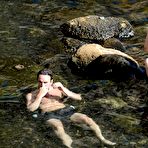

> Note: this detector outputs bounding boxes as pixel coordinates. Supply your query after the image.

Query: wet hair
[37,69,53,80]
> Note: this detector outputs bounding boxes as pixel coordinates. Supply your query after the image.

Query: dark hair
[37,69,53,80]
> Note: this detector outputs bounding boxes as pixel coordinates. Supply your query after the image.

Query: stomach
[40,101,66,112]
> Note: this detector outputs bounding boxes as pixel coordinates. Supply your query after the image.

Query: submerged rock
[95,96,127,109]
[68,44,146,80]
[111,113,141,133]
[14,64,25,70]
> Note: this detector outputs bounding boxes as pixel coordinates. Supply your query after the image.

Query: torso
[33,88,66,113]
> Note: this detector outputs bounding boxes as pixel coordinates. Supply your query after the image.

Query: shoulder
[26,90,37,99]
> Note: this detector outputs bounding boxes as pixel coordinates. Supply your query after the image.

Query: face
[38,74,53,89]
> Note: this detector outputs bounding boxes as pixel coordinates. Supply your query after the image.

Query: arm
[144,33,148,52]
[26,92,43,112]
[53,82,82,100]
[26,85,48,112]
[145,58,148,77]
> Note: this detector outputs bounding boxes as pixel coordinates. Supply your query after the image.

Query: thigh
[70,112,90,123]
[46,118,64,128]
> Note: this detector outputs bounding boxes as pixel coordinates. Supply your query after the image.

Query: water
[0,0,148,147]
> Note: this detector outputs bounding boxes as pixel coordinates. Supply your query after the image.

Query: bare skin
[144,33,148,52]
[26,74,116,147]
[144,33,148,77]
[145,58,148,77]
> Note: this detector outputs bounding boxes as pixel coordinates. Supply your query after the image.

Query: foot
[62,133,73,148]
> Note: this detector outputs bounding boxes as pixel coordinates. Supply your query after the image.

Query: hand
[38,84,48,98]
[52,82,64,91]
[75,93,82,100]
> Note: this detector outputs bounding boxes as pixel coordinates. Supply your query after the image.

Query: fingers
[38,84,48,97]
[53,82,63,88]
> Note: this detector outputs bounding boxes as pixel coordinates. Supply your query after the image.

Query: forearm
[27,96,42,112]
[53,82,82,100]
[62,87,82,100]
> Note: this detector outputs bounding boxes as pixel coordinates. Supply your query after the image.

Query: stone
[68,44,146,80]
[61,15,134,41]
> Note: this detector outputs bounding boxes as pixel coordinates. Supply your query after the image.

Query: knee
[71,113,94,124]
[82,115,94,125]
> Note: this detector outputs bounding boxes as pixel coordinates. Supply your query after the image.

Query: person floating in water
[26,69,116,148]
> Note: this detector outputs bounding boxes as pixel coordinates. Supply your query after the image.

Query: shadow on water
[0,0,148,147]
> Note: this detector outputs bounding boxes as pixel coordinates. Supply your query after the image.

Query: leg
[70,113,116,146]
[46,118,73,148]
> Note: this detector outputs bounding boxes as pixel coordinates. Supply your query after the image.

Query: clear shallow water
[0,0,148,147]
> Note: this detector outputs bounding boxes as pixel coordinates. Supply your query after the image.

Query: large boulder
[68,44,146,80]
[60,15,134,40]
[60,15,134,52]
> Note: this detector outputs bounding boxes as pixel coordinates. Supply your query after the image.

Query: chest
[41,88,63,102]
[48,88,62,97]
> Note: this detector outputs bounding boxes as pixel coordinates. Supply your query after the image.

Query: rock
[14,64,25,70]
[95,96,127,109]
[68,44,146,80]
[71,44,138,67]
[62,37,126,53]
[60,15,134,41]
[103,38,126,51]
[61,37,86,53]
[60,16,133,52]
[111,113,140,133]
